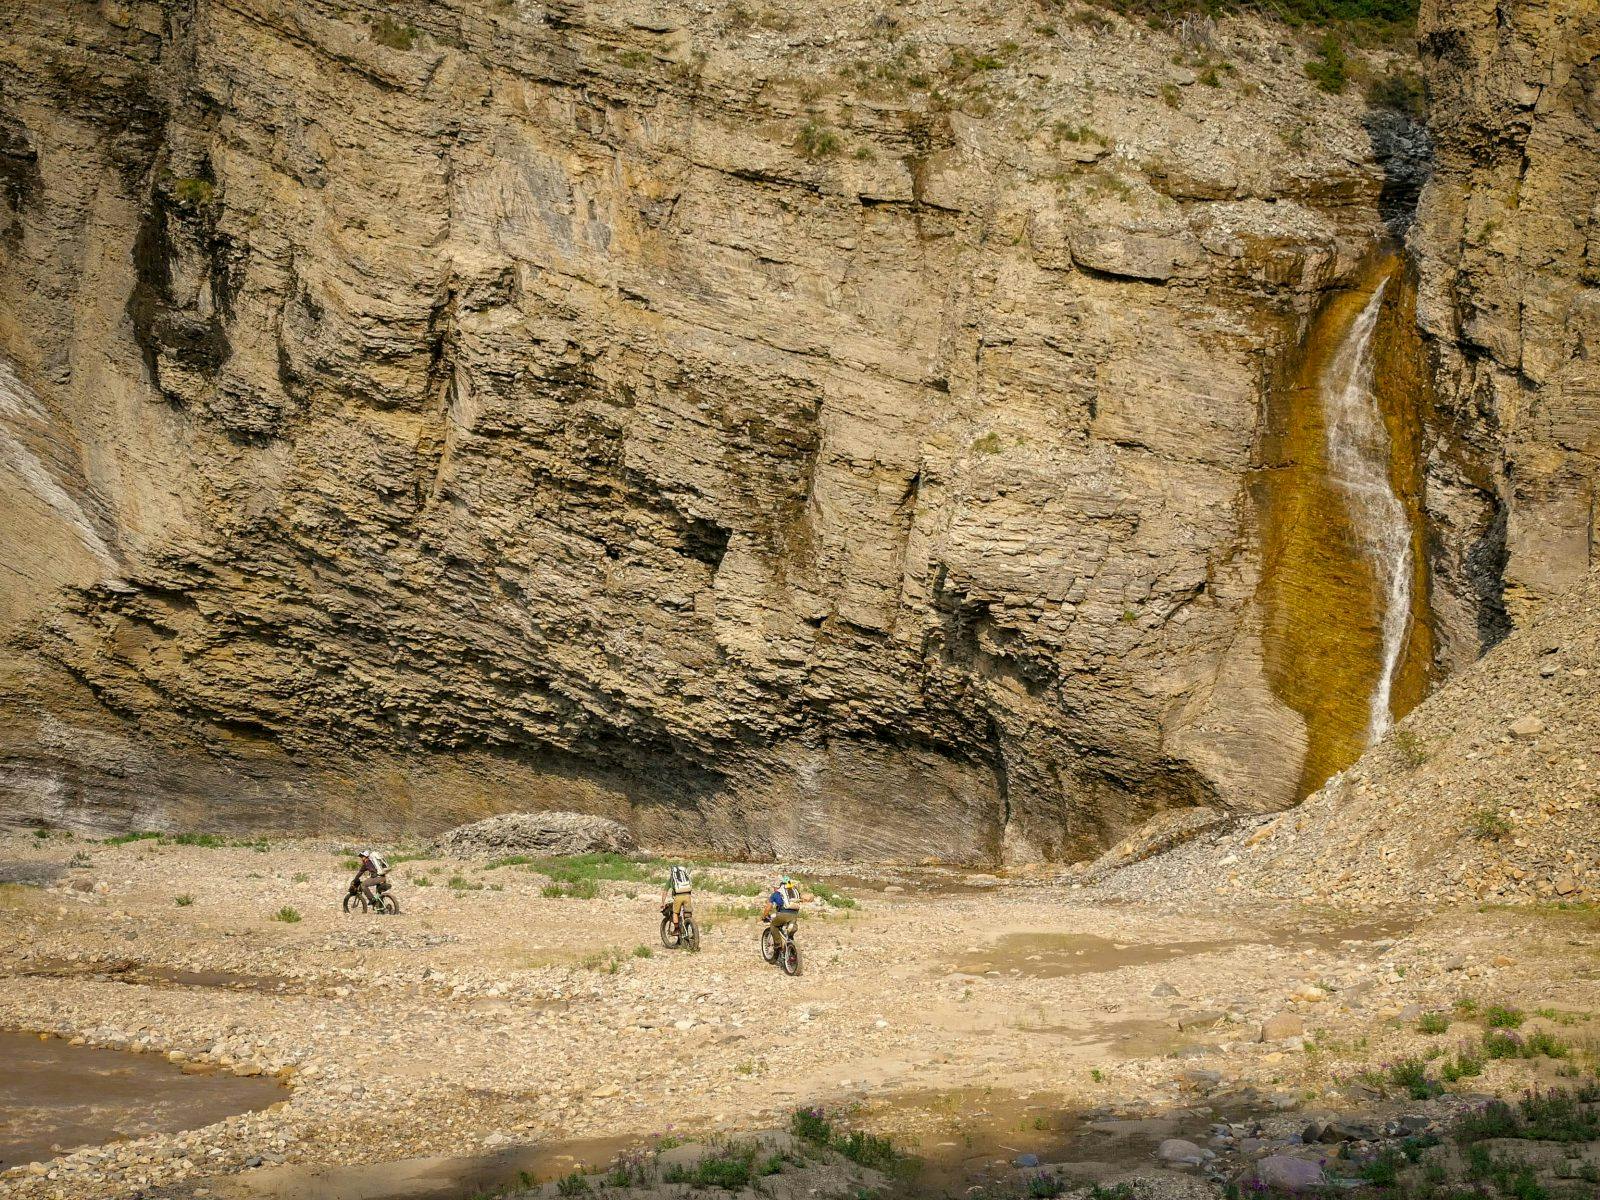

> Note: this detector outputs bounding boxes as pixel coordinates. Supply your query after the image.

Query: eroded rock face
[439,811,635,859]
[0,0,1446,859]
[1412,0,1600,640]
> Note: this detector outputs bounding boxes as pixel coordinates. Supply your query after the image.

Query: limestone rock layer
[0,0,1558,860]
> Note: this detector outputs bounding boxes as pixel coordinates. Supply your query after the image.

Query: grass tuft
[1417,1011,1449,1035]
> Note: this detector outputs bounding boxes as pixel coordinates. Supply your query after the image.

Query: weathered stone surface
[1260,1014,1306,1042]
[1250,1155,1326,1193]
[439,812,635,859]
[1413,0,1600,638]
[0,0,1572,862]
[1156,1137,1207,1167]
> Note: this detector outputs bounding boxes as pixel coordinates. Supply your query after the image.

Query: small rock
[1261,1014,1305,1042]
[1158,1138,1207,1167]
[1509,715,1545,739]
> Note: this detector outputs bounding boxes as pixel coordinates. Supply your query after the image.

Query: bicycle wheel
[682,915,699,952]
[380,893,400,915]
[760,926,777,963]
[342,891,366,914]
[661,916,680,949]
[782,940,801,976]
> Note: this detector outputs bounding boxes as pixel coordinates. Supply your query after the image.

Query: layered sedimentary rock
[1412,0,1600,643]
[0,0,1467,859]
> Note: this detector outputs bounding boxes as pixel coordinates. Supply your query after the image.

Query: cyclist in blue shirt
[763,875,801,947]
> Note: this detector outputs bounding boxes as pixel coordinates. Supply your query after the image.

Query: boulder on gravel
[1261,1013,1306,1042]
[439,811,636,859]
[1157,1138,1207,1166]
[1249,1155,1326,1192]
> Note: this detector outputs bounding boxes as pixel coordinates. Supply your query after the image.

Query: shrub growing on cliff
[1304,33,1350,93]
[1369,69,1426,117]
[1080,0,1417,37]
[369,16,419,50]
[796,120,842,159]
[170,177,216,210]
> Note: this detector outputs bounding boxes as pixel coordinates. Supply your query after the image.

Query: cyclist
[762,874,801,949]
[660,863,694,935]
[355,848,390,907]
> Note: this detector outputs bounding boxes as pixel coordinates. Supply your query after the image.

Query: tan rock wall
[0,0,1466,858]
[1413,0,1600,636]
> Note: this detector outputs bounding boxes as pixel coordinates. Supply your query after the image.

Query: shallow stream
[0,1031,285,1171]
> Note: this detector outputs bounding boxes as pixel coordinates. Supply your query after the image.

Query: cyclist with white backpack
[660,863,694,936]
[763,875,801,945]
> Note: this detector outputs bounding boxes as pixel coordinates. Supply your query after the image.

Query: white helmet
[360,849,375,859]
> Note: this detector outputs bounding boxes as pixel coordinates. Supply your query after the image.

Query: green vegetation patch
[1077,0,1417,36]
[1417,1011,1450,1035]
[369,15,418,50]
[796,120,842,159]
[662,1139,786,1188]
[807,880,857,909]
[105,831,269,851]
[1484,1005,1526,1030]
[1304,32,1350,93]
[790,1107,915,1175]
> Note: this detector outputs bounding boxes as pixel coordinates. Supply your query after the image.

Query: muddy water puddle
[858,1087,1266,1198]
[19,958,296,993]
[954,931,1253,979]
[1014,1017,1186,1059]
[232,1135,645,1200]
[0,1031,286,1169]
[1279,914,1415,951]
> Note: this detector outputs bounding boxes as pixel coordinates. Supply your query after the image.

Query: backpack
[669,865,692,894]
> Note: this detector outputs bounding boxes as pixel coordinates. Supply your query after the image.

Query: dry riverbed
[3,832,1600,1199]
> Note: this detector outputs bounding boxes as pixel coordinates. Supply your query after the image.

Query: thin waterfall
[1319,277,1411,745]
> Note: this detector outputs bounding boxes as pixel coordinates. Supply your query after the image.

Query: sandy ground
[3,832,1600,1199]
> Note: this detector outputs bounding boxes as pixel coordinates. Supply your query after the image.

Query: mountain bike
[760,918,801,976]
[660,902,699,951]
[343,875,399,915]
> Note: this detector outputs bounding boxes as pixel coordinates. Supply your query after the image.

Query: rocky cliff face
[1412,0,1600,642]
[0,0,1495,860]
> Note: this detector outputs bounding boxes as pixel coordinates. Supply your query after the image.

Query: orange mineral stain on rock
[1254,254,1435,797]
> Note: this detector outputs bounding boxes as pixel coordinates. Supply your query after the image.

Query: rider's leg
[672,894,689,931]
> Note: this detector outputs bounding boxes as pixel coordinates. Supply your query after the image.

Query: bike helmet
[779,875,793,885]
